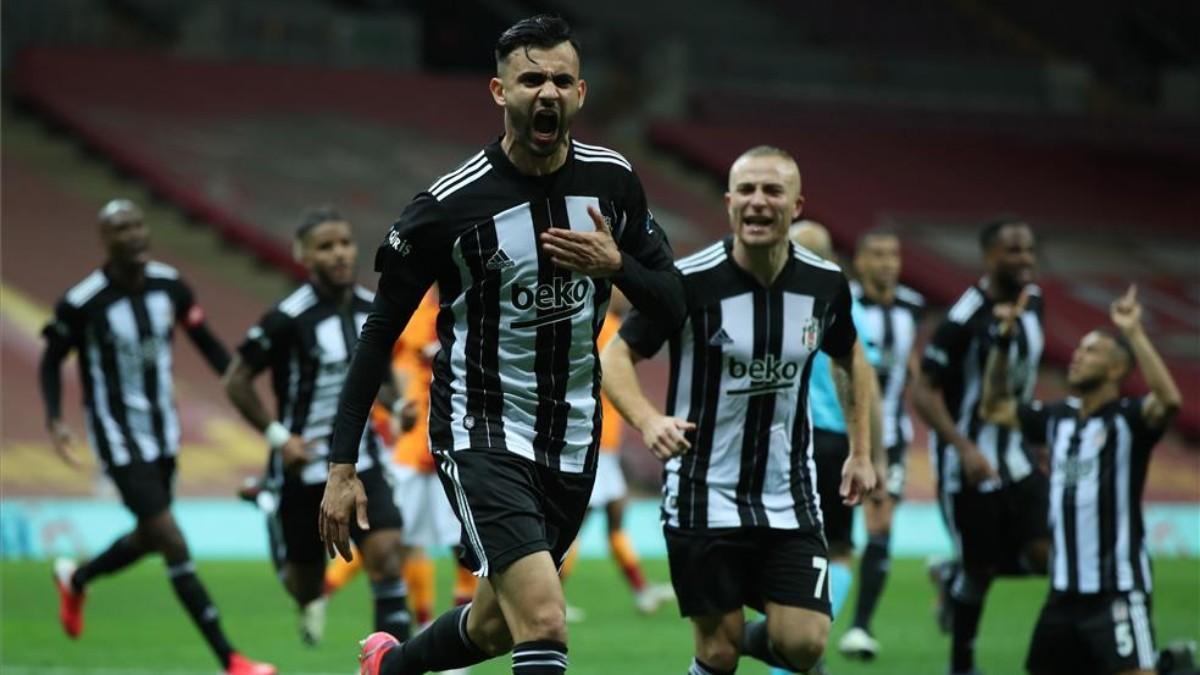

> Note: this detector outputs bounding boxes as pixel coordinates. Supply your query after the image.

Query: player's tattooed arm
[1111,285,1182,428]
[833,339,879,505]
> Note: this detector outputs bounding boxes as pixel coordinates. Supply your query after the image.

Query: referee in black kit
[318,15,685,675]
[979,285,1181,675]
[42,199,276,675]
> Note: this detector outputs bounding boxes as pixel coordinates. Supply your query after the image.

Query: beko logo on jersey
[1056,455,1097,486]
[510,278,591,329]
[726,354,800,396]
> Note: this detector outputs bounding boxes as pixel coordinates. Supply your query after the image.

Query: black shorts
[273,465,403,565]
[947,472,1050,572]
[884,443,908,501]
[813,429,852,550]
[108,457,176,520]
[664,526,831,618]
[1026,591,1158,674]
[434,448,593,578]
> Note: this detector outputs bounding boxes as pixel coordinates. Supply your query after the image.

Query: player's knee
[952,569,991,604]
[769,619,828,671]
[519,603,568,643]
[695,638,740,673]
[828,540,854,561]
[362,533,405,581]
[140,516,188,561]
[1022,539,1050,575]
[466,603,514,656]
[284,562,325,605]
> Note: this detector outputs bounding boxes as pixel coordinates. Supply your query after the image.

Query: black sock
[167,561,234,668]
[72,534,144,592]
[371,578,412,640]
[688,656,737,675]
[740,619,793,669]
[949,595,985,673]
[382,603,488,675]
[512,640,567,674]
[852,533,891,632]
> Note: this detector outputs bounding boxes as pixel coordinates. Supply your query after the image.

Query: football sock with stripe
[688,656,736,674]
[512,640,568,674]
[381,603,487,674]
[167,560,234,668]
[371,578,412,640]
[852,533,891,631]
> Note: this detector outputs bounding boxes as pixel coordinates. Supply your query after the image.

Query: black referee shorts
[664,526,831,619]
[813,428,853,552]
[434,448,594,578]
[1026,590,1158,674]
[274,465,403,565]
[107,457,176,520]
[947,471,1049,573]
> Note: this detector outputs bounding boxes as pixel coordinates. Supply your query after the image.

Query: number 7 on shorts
[812,556,828,598]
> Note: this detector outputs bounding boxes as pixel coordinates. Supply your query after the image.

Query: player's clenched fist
[641,414,696,460]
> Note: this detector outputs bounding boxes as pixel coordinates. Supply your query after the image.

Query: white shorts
[389,464,461,549]
[588,452,628,508]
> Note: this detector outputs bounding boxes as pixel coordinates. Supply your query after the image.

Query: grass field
[2,557,1197,674]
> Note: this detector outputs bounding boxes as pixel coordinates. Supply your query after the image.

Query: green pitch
[2,558,1197,674]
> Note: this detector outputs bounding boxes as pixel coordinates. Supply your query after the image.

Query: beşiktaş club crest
[801,317,822,351]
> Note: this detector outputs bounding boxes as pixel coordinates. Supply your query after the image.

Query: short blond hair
[728,146,802,192]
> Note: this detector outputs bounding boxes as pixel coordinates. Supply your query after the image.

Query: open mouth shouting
[741,213,776,235]
[531,107,561,147]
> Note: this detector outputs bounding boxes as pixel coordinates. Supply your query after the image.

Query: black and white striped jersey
[330,138,680,474]
[921,279,1044,493]
[237,283,383,483]
[1019,397,1164,593]
[851,282,925,449]
[620,238,858,531]
[42,262,226,469]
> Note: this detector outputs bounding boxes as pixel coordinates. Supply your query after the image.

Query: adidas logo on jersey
[510,277,591,329]
[486,249,516,271]
[708,328,734,347]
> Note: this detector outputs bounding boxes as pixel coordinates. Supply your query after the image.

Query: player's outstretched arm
[1111,285,1182,428]
[600,335,694,461]
[833,340,879,505]
[39,332,83,469]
